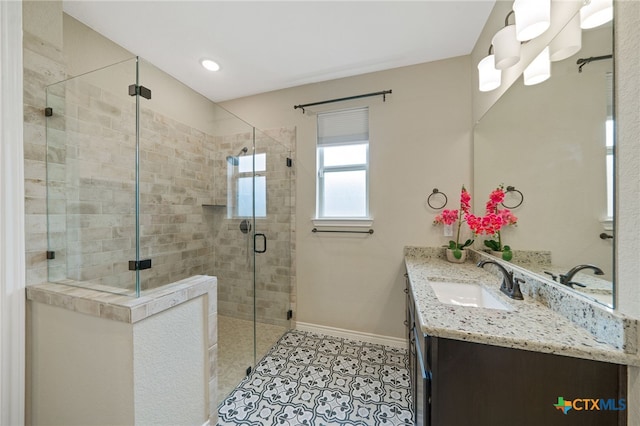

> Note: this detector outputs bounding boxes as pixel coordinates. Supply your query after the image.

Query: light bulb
[201,59,220,72]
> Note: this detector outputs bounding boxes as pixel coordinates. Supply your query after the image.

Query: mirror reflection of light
[580,0,613,30]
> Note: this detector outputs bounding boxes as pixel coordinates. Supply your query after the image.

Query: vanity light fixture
[550,13,582,62]
[513,0,551,41]
[478,45,502,92]
[580,0,613,29]
[201,59,220,72]
[492,11,521,70]
[524,46,551,86]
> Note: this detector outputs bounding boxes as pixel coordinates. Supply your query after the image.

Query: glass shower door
[251,129,293,365]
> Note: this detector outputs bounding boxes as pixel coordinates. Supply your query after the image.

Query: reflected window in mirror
[605,72,614,221]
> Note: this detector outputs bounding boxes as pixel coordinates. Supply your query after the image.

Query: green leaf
[461,239,474,249]
[484,240,500,251]
[502,250,513,261]
[448,241,457,250]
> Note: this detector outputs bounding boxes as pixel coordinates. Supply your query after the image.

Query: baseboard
[295,322,405,349]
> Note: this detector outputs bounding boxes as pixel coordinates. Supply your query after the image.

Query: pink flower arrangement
[433,209,458,226]
[465,185,518,259]
[433,186,473,258]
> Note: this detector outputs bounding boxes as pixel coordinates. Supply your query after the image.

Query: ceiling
[63,1,496,102]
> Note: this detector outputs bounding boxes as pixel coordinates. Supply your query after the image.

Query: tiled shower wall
[212,128,296,328]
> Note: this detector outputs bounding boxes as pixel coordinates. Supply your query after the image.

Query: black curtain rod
[294,90,392,113]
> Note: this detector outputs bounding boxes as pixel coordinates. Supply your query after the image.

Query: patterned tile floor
[218,330,413,426]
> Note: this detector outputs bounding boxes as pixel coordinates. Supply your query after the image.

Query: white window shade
[318,107,369,147]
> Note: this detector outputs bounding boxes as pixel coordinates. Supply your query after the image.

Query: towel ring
[427,188,447,210]
[501,186,524,209]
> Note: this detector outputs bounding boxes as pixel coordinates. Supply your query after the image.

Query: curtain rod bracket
[577,54,613,73]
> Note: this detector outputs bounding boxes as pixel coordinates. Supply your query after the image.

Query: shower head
[226,147,249,166]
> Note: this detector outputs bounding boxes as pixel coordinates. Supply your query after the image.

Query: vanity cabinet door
[430,338,626,426]
[414,330,431,426]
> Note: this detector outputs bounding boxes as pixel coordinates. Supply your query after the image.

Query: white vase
[446,249,467,263]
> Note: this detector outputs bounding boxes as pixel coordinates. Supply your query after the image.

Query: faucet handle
[512,277,525,300]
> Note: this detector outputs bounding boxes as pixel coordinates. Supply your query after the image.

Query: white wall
[28,302,135,425]
[0,1,25,424]
[614,1,640,424]
[133,297,207,425]
[222,56,473,339]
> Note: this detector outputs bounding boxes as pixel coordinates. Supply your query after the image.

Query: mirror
[473,17,614,307]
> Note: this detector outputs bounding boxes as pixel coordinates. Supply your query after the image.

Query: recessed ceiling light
[201,59,220,72]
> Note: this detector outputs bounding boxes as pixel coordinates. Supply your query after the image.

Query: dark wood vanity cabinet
[405,276,628,426]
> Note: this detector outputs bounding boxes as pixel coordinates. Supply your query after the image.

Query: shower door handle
[254,233,267,253]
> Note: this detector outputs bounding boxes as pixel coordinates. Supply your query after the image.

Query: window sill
[312,218,374,228]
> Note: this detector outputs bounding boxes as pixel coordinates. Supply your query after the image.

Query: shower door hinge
[128,259,152,271]
[46,251,55,260]
[128,84,152,100]
[286,157,293,167]
[44,107,53,117]
[287,309,293,320]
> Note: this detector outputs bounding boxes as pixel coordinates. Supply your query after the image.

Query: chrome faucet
[559,264,604,288]
[477,260,524,300]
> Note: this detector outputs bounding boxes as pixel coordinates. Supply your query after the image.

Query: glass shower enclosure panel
[45,58,139,295]
[252,128,292,362]
[133,58,224,292]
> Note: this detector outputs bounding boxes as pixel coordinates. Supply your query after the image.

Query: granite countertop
[405,251,640,366]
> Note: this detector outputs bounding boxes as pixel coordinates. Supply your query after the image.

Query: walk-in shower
[44,56,294,407]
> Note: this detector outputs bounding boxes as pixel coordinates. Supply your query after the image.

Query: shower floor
[217,315,288,406]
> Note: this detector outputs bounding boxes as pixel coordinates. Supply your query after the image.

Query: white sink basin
[429,281,512,311]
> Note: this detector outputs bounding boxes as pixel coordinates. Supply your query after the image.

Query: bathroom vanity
[405,247,637,426]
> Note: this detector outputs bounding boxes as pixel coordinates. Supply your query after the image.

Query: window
[605,72,613,221]
[316,107,369,219]
[228,152,266,218]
